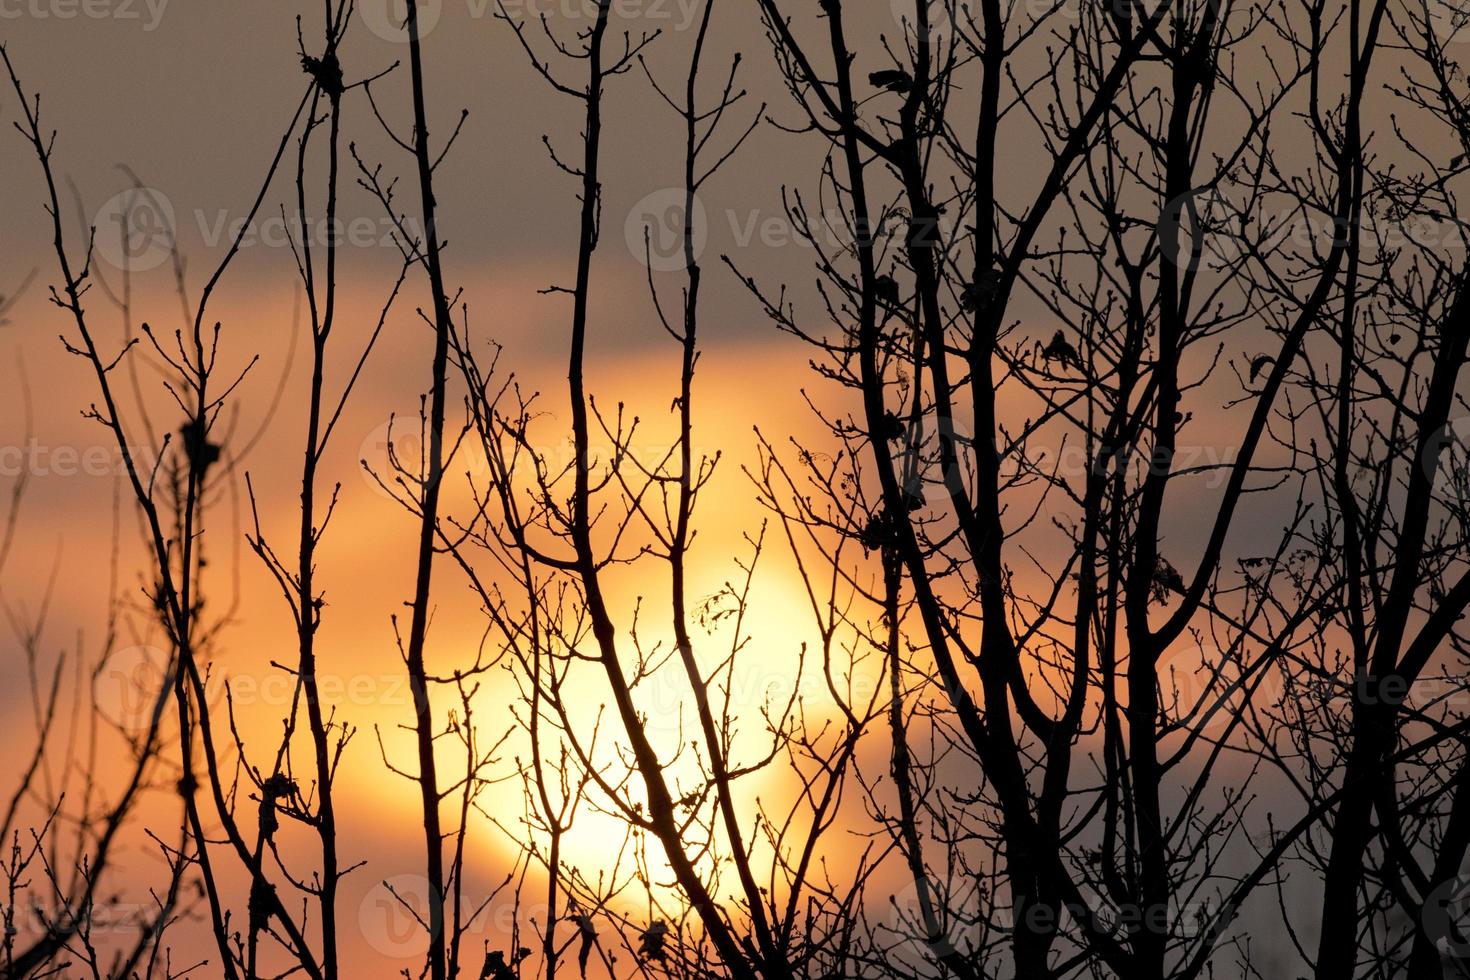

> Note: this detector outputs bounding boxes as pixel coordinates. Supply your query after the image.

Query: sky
[0,0,1361,974]
[0,2,883,973]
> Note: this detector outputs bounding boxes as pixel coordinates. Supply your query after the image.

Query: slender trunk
[296,85,343,980]
[401,2,454,975]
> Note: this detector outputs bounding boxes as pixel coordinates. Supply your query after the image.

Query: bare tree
[731,0,1440,976]
[4,0,1470,977]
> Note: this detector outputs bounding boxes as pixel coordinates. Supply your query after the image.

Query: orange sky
[0,2,1335,974]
